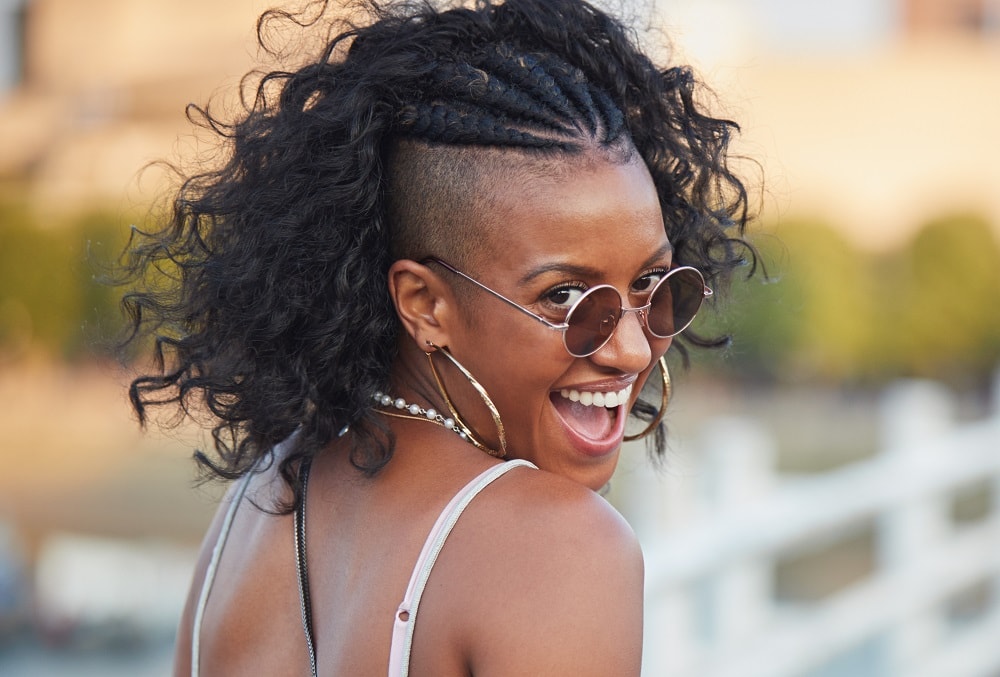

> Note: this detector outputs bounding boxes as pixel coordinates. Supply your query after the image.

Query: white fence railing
[620,376,1000,677]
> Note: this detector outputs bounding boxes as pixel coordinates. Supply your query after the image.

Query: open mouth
[550,384,633,446]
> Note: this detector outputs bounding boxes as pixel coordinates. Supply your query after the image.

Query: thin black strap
[294,456,318,677]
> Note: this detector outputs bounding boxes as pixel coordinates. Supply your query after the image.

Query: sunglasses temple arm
[425,258,567,332]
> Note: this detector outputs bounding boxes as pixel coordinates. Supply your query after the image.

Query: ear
[387,259,457,349]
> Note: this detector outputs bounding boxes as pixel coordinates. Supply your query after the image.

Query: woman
[121,0,753,674]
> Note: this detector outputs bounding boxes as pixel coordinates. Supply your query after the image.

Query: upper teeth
[558,384,633,409]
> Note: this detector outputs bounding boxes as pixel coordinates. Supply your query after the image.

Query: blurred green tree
[880,213,1000,387]
[691,232,800,379]
[0,203,127,360]
[777,222,876,381]
[696,221,876,382]
[697,215,1000,387]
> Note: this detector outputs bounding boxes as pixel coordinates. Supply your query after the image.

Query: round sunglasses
[423,257,712,358]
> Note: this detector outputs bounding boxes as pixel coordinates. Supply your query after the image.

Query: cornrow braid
[591,89,627,142]
[427,60,572,136]
[526,54,604,137]
[478,47,581,126]
[387,36,628,151]
[396,101,569,148]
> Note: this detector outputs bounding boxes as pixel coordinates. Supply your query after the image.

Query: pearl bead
[373,394,486,454]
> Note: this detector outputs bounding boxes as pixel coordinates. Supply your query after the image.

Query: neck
[387,338,447,411]
[381,337,505,458]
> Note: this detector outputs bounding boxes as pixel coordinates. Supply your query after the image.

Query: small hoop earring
[623,356,671,442]
[425,341,507,458]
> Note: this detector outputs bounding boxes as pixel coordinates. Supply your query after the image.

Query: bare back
[174,424,644,676]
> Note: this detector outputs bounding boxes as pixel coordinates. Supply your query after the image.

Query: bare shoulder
[428,464,644,676]
[494,464,642,559]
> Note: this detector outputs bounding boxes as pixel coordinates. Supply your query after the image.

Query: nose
[590,306,654,373]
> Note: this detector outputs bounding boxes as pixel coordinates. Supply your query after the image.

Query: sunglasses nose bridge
[604,303,652,349]
[620,303,652,330]
[585,301,654,366]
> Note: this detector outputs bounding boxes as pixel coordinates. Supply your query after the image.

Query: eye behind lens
[564,286,622,357]
[648,268,705,338]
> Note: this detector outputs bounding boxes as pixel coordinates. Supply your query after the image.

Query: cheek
[482,334,570,414]
[487,340,568,400]
[454,312,567,397]
[634,338,672,397]
[652,337,672,365]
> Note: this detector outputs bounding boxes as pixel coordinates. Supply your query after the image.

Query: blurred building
[903,0,998,34]
[1,0,998,249]
[0,0,261,211]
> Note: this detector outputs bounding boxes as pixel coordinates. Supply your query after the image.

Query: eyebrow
[518,241,674,286]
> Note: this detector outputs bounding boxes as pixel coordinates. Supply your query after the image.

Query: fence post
[625,438,704,676]
[992,368,1000,648]
[699,416,776,653]
[643,580,701,676]
[878,380,954,677]
[616,440,702,540]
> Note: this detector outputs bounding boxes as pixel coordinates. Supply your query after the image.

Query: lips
[550,383,633,456]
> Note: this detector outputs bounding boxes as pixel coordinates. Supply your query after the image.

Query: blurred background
[0,0,997,675]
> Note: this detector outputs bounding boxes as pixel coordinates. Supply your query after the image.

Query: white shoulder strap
[388,459,537,676]
[191,470,254,677]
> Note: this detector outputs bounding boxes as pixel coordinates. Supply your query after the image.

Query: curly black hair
[119,0,755,506]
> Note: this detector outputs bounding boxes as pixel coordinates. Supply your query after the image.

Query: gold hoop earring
[425,341,507,458]
[623,356,671,442]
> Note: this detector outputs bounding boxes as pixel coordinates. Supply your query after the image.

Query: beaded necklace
[372,391,504,458]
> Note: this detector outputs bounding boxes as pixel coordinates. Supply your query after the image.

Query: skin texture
[173,156,662,675]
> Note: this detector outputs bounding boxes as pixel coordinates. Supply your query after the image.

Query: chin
[555,447,622,493]
[583,466,618,493]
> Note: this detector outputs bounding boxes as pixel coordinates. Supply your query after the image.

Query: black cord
[293,456,318,677]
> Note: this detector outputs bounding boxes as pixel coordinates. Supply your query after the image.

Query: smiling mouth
[550,384,633,441]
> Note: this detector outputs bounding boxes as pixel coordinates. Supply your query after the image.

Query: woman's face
[442,157,673,490]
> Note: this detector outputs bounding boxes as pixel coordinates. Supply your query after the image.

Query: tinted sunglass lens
[564,286,622,357]
[647,268,705,338]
